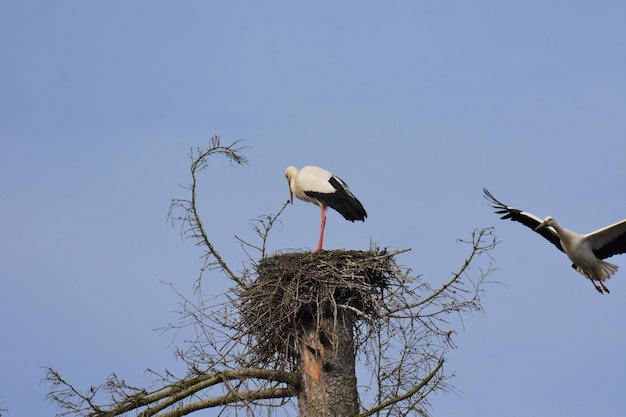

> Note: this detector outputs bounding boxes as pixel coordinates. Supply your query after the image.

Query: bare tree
[44,136,498,417]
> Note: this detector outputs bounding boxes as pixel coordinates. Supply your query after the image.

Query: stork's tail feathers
[576,260,619,282]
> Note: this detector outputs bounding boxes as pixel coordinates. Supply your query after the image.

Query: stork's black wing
[587,220,626,260]
[483,188,564,253]
[306,175,367,222]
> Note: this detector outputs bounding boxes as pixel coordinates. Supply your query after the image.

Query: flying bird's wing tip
[482,188,521,221]
[482,188,499,206]
[482,187,500,204]
[482,188,508,212]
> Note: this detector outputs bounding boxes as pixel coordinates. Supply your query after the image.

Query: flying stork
[285,166,367,251]
[483,188,626,294]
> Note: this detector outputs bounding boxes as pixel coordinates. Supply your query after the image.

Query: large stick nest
[238,248,401,366]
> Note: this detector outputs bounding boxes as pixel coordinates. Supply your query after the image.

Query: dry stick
[355,358,445,417]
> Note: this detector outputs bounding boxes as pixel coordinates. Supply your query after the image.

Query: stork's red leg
[601,281,610,294]
[316,204,326,251]
[592,280,604,294]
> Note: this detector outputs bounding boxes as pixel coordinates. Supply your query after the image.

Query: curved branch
[153,386,296,417]
[167,135,248,286]
[45,367,298,417]
[135,368,297,417]
[356,358,445,417]
[386,227,496,317]
[235,199,290,261]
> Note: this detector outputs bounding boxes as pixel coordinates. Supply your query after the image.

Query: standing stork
[285,166,367,251]
[483,188,626,293]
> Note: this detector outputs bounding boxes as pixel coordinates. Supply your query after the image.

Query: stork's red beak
[535,220,548,231]
[286,177,294,204]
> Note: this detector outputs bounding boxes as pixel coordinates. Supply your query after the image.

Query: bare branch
[354,227,498,416]
[44,367,298,417]
[356,357,445,417]
[153,386,296,417]
[386,227,497,317]
[235,199,290,263]
[167,135,248,287]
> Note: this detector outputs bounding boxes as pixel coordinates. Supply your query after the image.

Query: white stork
[483,188,626,293]
[285,166,367,251]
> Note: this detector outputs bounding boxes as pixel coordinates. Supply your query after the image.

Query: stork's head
[285,166,297,204]
[535,216,556,231]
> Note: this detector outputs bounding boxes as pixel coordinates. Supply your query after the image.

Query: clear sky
[1,2,625,416]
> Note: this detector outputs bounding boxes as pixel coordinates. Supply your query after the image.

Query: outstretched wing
[586,219,626,260]
[483,188,564,253]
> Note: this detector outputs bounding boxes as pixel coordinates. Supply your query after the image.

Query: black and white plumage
[483,188,626,294]
[285,166,367,251]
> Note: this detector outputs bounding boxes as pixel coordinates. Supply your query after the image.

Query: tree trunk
[297,308,359,417]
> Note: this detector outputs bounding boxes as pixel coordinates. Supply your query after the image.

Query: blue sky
[1,2,625,416]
